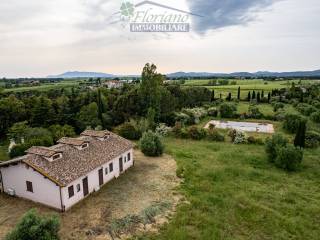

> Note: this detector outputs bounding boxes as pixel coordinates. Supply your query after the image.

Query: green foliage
[77,102,101,130]
[5,209,60,240]
[275,145,303,171]
[155,123,172,137]
[48,124,75,142]
[207,129,225,142]
[139,131,164,157]
[273,102,284,112]
[115,122,142,140]
[305,131,320,148]
[187,126,207,140]
[265,134,288,162]
[294,120,306,148]
[283,114,306,133]
[219,103,237,118]
[248,105,263,119]
[310,111,320,123]
[233,131,246,144]
[247,136,264,145]
[7,121,28,143]
[207,107,218,117]
[296,103,317,116]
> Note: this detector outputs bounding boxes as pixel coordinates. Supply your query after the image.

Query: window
[124,156,127,163]
[26,181,33,193]
[68,186,74,198]
[128,153,131,161]
[76,184,81,192]
[105,167,108,175]
[109,162,113,172]
[52,154,61,161]
[81,143,89,149]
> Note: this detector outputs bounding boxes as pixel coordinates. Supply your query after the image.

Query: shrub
[174,112,192,125]
[155,123,171,137]
[207,107,218,117]
[283,114,306,133]
[207,129,225,142]
[182,108,208,124]
[139,131,164,157]
[305,131,320,148]
[247,136,264,145]
[48,124,75,142]
[275,145,303,171]
[233,131,246,144]
[248,105,263,119]
[274,110,286,121]
[265,134,288,162]
[219,103,237,118]
[115,122,142,140]
[296,103,317,116]
[5,209,60,240]
[273,102,285,112]
[228,129,237,142]
[311,111,320,123]
[188,126,207,140]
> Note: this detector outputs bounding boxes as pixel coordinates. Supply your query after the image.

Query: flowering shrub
[233,131,246,144]
[155,123,172,137]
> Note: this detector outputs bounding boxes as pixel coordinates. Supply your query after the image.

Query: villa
[0,130,134,211]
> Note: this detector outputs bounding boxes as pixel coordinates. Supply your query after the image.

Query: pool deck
[205,120,274,134]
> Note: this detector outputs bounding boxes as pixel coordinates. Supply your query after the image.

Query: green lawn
[138,138,320,240]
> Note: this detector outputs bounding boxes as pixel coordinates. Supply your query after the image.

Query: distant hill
[167,69,320,78]
[47,71,115,79]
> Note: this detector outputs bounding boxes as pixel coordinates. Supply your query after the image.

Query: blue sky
[0,0,319,77]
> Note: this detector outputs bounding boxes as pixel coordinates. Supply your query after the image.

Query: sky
[0,0,319,78]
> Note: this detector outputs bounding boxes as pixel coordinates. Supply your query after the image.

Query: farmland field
[182,79,320,98]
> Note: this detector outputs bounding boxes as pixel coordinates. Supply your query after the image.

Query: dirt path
[0,150,181,239]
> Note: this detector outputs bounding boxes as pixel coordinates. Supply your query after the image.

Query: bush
[283,114,306,133]
[274,110,286,121]
[219,103,237,118]
[139,131,164,157]
[311,111,320,123]
[115,122,142,140]
[275,145,303,171]
[233,131,246,144]
[207,107,218,117]
[247,136,264,145]
[207,129,225,142]
[265,134,288,162]
[188,126,207,140]
[174,112,192,125]
[273,102,285,112]
[155,123,171,137]
[248,105,263,119]
[296,103,317,116]
[305,131,320,148]
[5,209,60,240]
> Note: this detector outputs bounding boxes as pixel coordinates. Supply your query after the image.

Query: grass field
[3,80,81,93]
[182,79,320,98]
[138,137,320,240]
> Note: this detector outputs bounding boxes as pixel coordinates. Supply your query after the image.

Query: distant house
[103,80,124,89]
[0,130,134,211]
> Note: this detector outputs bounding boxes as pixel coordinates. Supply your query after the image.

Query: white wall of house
[0,162,62,210]
[61,149,133,210]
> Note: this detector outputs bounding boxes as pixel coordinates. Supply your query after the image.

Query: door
[98,168,103,186]
[119,157,123,173]
[82,177,89,197]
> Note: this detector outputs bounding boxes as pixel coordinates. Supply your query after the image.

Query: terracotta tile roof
[26,146,62,158]
[81,130,111,138]
[57,137,88,146]
[2,130,133,187]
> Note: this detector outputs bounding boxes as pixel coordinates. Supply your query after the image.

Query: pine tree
[237,87,241,100]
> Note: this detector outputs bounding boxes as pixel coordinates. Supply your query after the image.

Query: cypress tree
[252,91,256,99]
[97,89,105,128]
[227,93,232,101]
[220,93,222,99]
[257,92,261,103]
[268,93,271,103]
[261,90,265,98]
[300,92,304,103]
[237,87,241,100]
[294,120,306,148]
[248,91,251,102]
[211,90,215,102]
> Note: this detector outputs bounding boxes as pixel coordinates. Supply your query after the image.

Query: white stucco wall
[61,149,134,210]
[1,162,62,210]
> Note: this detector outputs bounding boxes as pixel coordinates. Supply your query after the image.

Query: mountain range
[47,69,320,79]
